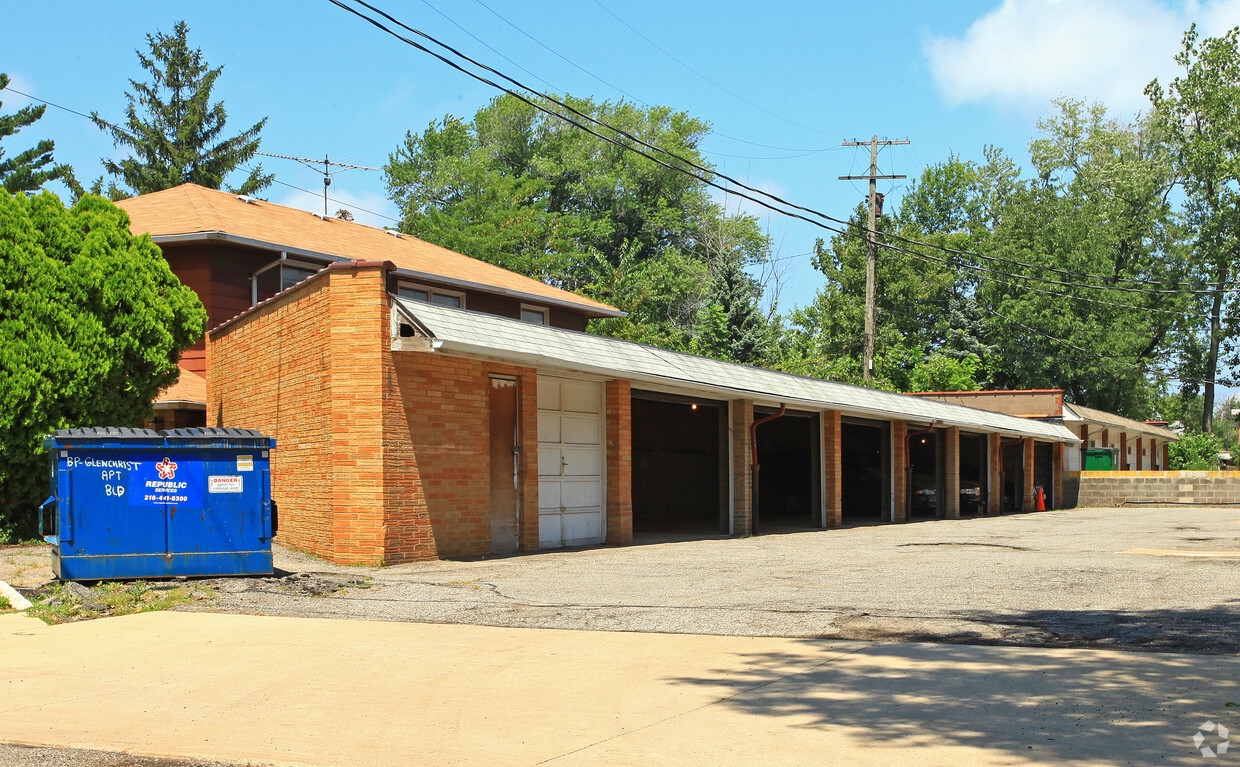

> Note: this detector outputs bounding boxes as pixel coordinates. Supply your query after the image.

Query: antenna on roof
[255,152,381,217]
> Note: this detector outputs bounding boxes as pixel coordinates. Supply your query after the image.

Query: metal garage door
[538,376,604,548]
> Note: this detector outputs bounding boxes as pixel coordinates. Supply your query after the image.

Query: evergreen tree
[692,255,770,365]
[92,21,271,198]
[0,73,77,195]
[0,191,206,538]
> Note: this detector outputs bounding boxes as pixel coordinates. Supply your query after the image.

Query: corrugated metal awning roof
[1064,403,1180,441]
[394,298,1080,443]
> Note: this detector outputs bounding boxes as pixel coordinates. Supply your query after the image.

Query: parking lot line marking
[1123,548,1240,558]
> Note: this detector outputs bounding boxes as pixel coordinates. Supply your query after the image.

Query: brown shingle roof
[117,184,621,316]
[155,366,207,406]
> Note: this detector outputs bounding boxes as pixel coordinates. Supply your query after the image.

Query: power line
[327,1,1229,301]
[587,0,845,141]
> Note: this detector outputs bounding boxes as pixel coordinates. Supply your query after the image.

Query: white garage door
[538,376,604,548]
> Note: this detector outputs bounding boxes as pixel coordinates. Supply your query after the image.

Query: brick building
[122,184,1080,564]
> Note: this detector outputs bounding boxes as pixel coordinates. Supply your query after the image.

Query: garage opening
[959,433,988,516]
[908,427,941,519]
[841,420,889,524]
[1001,440,1025,512]
[631,392,727,536]
[755,410,821,532]
[1033,442,1054,509]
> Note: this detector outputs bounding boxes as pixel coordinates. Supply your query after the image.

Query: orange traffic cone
[1035,485,1046,511]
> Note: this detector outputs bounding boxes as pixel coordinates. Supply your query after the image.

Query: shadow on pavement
[668,639,1238,765]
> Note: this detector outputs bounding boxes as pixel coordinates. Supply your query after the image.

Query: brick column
[892,421,908,522]
[1119,432,1128,470]
[1052,442,1064,510]
[604,380,632,545]
[1135,437,1144,471]
[328,264,390,564]
[944,426,961,519]
[517,372,540,553]
[822,410,842,528]
[988,433,1002,515]
[731,399,754,536]
[1022,437,1036,511]
[1162,443,1169,470]
[1101,429,1109,447]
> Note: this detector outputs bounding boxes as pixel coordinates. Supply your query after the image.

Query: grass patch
[26,580,212,625]
[0,594,11,612]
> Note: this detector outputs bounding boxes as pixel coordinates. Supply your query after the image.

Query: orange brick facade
[208,261,1073,564]
[822,410,842,528]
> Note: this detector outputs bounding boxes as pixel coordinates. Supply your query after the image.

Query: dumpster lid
[162,428,268,440]
[161,427,274,449]
[54,427,161,438]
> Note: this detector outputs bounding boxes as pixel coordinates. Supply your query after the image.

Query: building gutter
[415,337,1080,444]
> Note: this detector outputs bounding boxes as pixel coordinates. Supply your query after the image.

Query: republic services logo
[1194,721,1230,758]
[156,457,178,480]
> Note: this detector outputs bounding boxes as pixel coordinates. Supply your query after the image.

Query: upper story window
[281,265,317,291]
[520,305,549,325]
[398,283,464,309]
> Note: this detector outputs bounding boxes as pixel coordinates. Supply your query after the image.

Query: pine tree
[0,73,77,194]
[92,21,272,198]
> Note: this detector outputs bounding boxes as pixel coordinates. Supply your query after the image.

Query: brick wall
[988,433,1001,515]
[1071,471,1240,506]
[892,421,908,522]
[822,410,842,528]
[605,380,633,545]
[388,352,538,560]
[731,399,754,535]
[208,272,339,560]
[210,260,541,565]
[944,426,960,518]
[1022,437,1036,511]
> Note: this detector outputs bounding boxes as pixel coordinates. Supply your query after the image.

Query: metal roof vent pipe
[749,404,787,536]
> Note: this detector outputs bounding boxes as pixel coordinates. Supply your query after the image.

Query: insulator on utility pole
[838,136,909,380]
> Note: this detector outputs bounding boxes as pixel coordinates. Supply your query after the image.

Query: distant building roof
[117,184,622,318]
[154,366,207,409]
[1064,403,1180,441]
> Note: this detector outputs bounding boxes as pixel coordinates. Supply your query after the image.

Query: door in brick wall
[489,377,520,554]
[537,376,604,548]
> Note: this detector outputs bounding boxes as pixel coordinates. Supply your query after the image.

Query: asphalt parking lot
[161,505,1240,653]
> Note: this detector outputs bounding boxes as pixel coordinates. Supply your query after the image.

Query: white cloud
[925,0,1240,113]
[277,186,399,230]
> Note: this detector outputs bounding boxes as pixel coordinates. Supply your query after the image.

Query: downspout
[749,404,786,536]
[904,422,937,520]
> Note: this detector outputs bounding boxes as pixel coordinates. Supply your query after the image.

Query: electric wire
[329,1,1232,298]
[587,0,845,141]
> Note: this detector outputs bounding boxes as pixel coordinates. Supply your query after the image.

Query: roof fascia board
[428,339,1078,442]
[152,231,625,318]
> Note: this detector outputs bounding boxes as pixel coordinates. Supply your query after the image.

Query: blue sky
[5,0,1239,317]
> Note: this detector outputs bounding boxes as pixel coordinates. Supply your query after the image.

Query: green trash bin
[1083,448,1116,471]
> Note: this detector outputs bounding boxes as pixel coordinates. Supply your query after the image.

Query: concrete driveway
[183,505,1240,653]
[1,610,1237,766]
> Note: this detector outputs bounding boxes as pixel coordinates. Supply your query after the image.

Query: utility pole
[839,136,908,380]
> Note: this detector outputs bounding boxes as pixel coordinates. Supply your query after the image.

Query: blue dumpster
[40,427,276,581]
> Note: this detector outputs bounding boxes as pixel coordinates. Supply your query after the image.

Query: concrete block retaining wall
[1068,470,1240,507]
